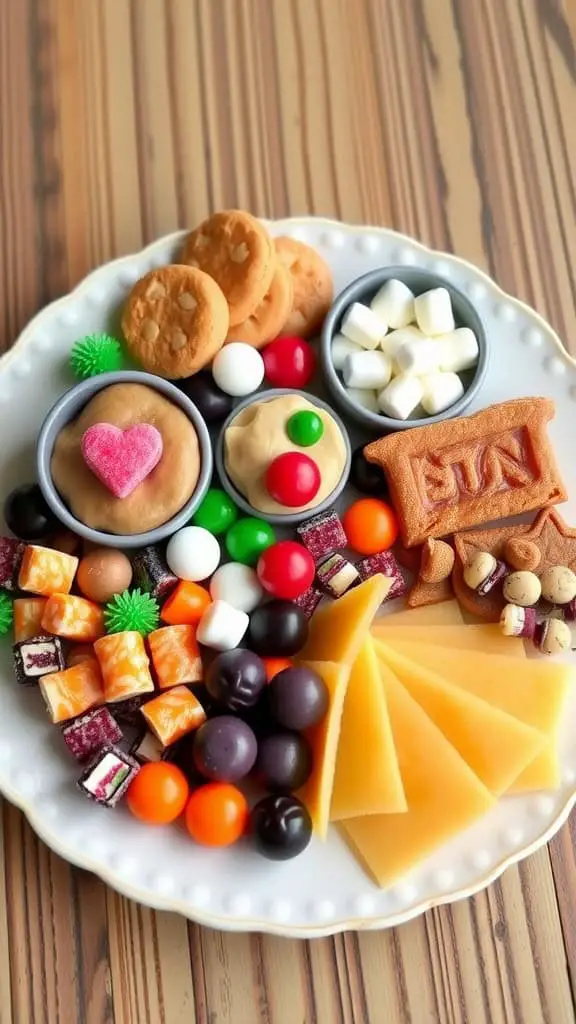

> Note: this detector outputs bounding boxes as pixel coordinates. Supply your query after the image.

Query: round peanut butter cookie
[275,237,334,338]
[180,210,275,326]
[225,262,293,348]
[121,265,229,379]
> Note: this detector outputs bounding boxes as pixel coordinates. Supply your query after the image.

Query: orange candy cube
[42,594,105,642]
[94,630,155,703]
[13,598,47,642]
[148,625,203,689]
[141,686,206,747]
[160,581,211,626]
[18,545,78,597]
[39,658,105,724]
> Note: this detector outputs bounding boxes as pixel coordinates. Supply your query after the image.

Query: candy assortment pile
[1,208,576,891]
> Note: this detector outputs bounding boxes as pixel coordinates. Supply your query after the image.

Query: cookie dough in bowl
[37,371,212,547]
[217,390,351,525]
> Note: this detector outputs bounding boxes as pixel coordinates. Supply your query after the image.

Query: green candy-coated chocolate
[226,517,275,567]
[286,410,324,447]
[192,488,238,535]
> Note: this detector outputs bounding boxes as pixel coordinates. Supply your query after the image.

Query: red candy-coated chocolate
[265,452,321,507]
[262,336,316,388]
[81,423,163,499]
[257,541,315,600]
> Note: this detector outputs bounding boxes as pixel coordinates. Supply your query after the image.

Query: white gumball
[209,562,263,613]
[166,526,221,581]
[212,342,265,396]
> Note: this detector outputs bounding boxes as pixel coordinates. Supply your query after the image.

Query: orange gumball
[185,783,248,847]
[161,580,211,626]
[262,657,293,682]
[342,498,399,555]
[127,762,189,825]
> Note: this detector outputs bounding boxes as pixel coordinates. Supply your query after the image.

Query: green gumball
[193,488,238,535]
[225,517,275,566]
[286,410,324,447]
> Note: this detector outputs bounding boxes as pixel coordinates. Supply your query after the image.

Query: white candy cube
[395,338,441,375]
[340,302,386,350]
[343,350,392,390]
[437,327,479,373]
[196,599,249,651]
[346,387,380,413]
[378,374,424,420]
[414,287,455,336]
[331,333,362,371]
[370,279,415,329]
[420,372,465,414]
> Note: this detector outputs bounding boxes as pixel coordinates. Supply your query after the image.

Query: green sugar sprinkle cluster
[104,588,160,638]
[0,592,13,637]
[70,334,126,380]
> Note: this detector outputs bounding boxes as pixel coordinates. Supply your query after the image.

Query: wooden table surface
[1,1,576,1021]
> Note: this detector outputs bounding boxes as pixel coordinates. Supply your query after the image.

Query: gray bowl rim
[36,370,213,549]
[215,388,352,526]
[320,265,489,431]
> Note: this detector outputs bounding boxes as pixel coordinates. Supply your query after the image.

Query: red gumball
[257,541,315,600]
[265,452,321,507]
[262,336,316,389]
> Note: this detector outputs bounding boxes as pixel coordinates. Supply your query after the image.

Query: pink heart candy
[81,423,163,499]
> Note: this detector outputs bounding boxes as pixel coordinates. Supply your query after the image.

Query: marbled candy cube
[42,594,105,641]
[77,744,139,807]
[94,631,155,703]
[13,598,47,642]
[62,707,123,764]
[355,551,406,600]
[148,624,203,689]
[40,658,105,723]
[0,537,24,591]
[13,634,65,684]
[296,510,347,562]
[133,545,178,601]
[316,554,360,598]
[141,685,206,747]
[18,545,78,597]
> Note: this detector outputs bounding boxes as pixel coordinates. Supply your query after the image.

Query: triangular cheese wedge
[330,639,406,821]
[371,623,525,658]
[381,641,572,792]
[374,599,463,628]
[298,575,392,666]
[296,661,351,839]
[375,641,546,794]
[342,663,494,887]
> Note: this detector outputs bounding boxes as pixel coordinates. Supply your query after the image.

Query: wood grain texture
[0,0,575,1021]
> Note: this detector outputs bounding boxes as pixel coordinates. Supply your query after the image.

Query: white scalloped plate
[1,218,576,937]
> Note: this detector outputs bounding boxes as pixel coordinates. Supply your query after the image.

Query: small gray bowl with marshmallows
[320,266,489,432]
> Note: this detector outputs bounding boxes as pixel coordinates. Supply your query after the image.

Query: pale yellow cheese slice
[371,623,525,658]
[296,661,351,839]
[375,641,546,795]
[330,638,406,821]
[342,663,494,887]
[298,574,392,667]
[381,641,572,792]
[374,599,464,628]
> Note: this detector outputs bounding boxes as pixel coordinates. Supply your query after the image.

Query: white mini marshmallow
[346,387,380,413]
[343,350,392,390]
[196,599,249,651]
[378,374,424,420]
[420,372,465,415]
[331,333,362,371]
[370,279,415,329]
[414,287,455,336]
[380,326,426,361]
[437,327,479,373]
[395,338,441,376]
[340,302,386,350]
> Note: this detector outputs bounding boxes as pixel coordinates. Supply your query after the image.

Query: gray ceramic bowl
[215,388,352,526]
[320,266,489,432]
[37,371,213,549]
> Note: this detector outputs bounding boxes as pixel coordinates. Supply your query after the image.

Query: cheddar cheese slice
[342,663,494,887]
[374,599,464,629]
[296,661,351,839]
[371,623,525,658]
[375,641,546,794]
[330,639,406,821]
[298,575,392,667]
[381,641,572,791]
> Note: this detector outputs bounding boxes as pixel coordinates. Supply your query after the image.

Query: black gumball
[247,601,309,657]
[256,731,313,791]
[4,483,58,541]
[251,794,312,860]
[174,371,233,424]
[350,446,388,497]
[205,649,267,711]
[193,716,257,782]
[268,666,329,731]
